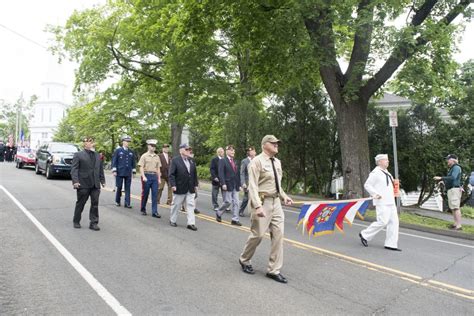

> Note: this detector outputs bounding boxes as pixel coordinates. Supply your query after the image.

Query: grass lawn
[364,210,474,235]
[461,205,474,219]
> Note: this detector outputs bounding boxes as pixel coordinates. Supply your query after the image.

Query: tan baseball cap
[261,135,281,146]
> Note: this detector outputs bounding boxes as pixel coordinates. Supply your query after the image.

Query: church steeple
[29,55,70,148]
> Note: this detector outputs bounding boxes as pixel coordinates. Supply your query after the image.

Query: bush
[196,164,211,181]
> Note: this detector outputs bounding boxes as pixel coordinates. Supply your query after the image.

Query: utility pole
[14,93,23,146]
[389,110,401,214]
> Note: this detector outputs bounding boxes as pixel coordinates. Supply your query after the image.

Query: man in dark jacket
[168,143,199,231]
[158,143,172,205]
[210,147,224,211]
[216,145,242,226]
[0,139,5,162]
[71,136,106,231]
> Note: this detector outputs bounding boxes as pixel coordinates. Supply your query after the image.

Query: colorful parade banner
[296,198,372,237]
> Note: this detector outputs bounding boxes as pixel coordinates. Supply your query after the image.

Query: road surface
[1,162,473,315]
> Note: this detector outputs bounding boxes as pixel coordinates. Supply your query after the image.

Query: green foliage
[0,95,36,143]
[266,80,339,195]
[50,0,472,199]
[367,92,472,205]
[196,165,211,182]
[462,206,474,219]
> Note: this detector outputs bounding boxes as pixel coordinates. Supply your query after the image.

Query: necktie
[87,150,95,167]
[184,158,190,172]
[230,158,236,172]
[270,158,280,194]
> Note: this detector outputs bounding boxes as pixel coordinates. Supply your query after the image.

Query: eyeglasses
[269,142,279,146]
[185,148,191,151]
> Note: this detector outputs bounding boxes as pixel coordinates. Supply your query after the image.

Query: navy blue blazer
[169,156,199,194]
[210,156,220,185]
[218,157,241,191]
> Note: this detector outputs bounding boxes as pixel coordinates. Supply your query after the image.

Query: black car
[35,142,79,179]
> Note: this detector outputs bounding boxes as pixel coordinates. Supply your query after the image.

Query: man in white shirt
[359,154,401,251]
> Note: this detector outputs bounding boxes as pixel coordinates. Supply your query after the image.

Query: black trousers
[73,187,100,224]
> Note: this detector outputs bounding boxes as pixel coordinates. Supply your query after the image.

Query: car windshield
[20,148,33,153]
[49,144,79,153]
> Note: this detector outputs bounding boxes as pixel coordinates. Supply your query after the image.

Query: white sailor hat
[375,154,388,162]
[121,135,132,142]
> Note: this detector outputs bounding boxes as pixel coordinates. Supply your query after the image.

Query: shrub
[196,164,211,181]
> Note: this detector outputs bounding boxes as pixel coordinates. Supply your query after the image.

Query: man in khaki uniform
[138,139,162,218]
[239,135,293,284]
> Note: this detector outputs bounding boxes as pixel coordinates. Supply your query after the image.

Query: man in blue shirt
[112,135,136,208]
[434,154,463,230]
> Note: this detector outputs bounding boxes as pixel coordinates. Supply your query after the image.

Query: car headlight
[52,155,62,164]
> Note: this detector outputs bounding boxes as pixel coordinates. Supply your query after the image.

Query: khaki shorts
[447,188,462,210]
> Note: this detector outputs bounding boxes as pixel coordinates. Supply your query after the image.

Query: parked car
[35,142,79,179]
[16,147,36,169]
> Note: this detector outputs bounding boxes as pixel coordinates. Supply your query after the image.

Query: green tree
[187,0,471,197]
[0,95,36,144]
[266,80,339,195]
[49,0,226,156]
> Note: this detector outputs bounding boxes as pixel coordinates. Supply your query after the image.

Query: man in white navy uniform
[359,154,401,251]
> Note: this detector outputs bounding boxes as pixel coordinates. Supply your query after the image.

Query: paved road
[1,162,473,315]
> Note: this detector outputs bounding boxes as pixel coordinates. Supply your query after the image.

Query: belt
[144,172,158,174]
[259,192,280,199]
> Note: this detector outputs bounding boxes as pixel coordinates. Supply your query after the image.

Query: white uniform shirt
[364,166,395,206]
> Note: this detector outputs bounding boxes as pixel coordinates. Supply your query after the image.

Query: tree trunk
[333,99,370,198]
[171,122,183,157]
[111,132,116,158]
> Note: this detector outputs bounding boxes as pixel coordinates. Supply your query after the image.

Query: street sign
[389,110,398,127]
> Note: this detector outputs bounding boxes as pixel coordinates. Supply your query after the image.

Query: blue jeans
[115,175,132,206]
[141,174,159,215]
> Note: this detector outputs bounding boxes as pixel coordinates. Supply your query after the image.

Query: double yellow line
[103,187,474,300]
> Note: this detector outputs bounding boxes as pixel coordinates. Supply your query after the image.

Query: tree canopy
[50,0,472,199]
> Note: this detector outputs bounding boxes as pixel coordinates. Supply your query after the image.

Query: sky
[0,1,472,106]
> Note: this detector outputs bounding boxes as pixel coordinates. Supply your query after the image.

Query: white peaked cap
[375,154,389,162]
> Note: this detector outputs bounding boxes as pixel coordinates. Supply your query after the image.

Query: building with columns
[29,59,69,148]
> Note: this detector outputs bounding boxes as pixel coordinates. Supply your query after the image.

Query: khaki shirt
[138,152,161,173]
[248,152,289,209]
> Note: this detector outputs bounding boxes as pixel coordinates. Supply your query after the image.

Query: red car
[16,148,36,169]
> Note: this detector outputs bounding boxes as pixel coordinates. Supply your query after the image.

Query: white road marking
[197,190,474,249]
[0,185,132,316]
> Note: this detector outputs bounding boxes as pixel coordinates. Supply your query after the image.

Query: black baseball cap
[445,154,458,160]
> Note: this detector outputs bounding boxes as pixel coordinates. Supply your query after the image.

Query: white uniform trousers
[361,204,399,248]
[170,192,196,225]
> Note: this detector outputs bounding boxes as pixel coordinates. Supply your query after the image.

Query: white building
[374,92,450,121]
[29,58,69,148]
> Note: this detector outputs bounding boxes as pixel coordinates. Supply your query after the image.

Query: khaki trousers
[240,196,285,275]
[158,177,173,204]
